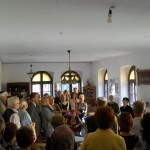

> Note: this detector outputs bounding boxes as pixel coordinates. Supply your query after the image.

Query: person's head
[3,122,17,142]
[19,98,28,110]
[16,126,35,148]
[73,88,78,94]
[57,91,62,97]
[41,96,49,106]
[122,97,129,106]
[119,112,133,132]
[79,94,85,103]
[49,96,54,105]
[0,117,5,139]
[43,93,49,97]
[0,92,8,103]
[133,100,146,117]
[96,97,107,107]
[7,96,20,110]
[30,92,39,104]
[109,95,114,103]
[95,106,114,130]
[51,114,65,129]
[51,125,75,150]
[141,113,150,143]
[61,94,67,102]
[70,109,77,118]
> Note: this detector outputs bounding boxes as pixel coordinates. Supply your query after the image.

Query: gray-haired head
[7,96,19,108]
[133,100,146,117]
[51,125,75,150]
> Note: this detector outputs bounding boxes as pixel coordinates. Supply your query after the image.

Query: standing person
[18,98,33,127]
[81,107,126,150]
[54,90,62,106]
[85,97,107,133]
[2,96,21,129]
[107,95,120,116]
[71,88,78,99]
[41,96,55,139]
[119,112,139,150]
[27,92,41,138]
[131,100,146,137]
[18,98,36,140]
[0,92,8,115]
[120,97,134,117]
[134,113,150,150]
[51,125,75,150]
[85,96,118,134]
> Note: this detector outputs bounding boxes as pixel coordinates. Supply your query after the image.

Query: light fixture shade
[61,71,78,84]
[27,65,35,79]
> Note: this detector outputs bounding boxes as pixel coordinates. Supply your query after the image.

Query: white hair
[7,96,19,108]
[19,99,27,109]
[1,92,8,97]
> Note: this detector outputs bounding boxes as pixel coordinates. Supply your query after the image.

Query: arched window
[31,71,53,97]
[104,70,108,99]
[128,66,136,106]
[61,71,81,94]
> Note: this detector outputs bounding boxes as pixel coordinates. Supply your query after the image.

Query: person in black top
[119,112,139,150]
[120,97,134,118]
[107,95,120,116]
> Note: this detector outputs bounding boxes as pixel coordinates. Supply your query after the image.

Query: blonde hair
[41,96,49,105]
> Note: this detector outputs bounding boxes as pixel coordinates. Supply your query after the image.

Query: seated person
[16,126,35,150]
[76,94,87,120]
[119,112,139,150]
[65,109,82,134]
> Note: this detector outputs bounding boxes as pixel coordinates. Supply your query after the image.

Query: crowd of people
[0,89,150,150]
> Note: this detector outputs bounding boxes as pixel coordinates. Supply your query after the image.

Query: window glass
[43,73,51,81]
[32,74,40,82]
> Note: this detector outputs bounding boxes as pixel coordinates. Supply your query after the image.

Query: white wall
[1,62,92,93]
[91,50,150,105]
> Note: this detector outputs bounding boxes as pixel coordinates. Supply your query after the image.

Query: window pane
[43,84,51,95]
[32,74,41,82]
[43,73,51,81]
[32,84,41,95]
[61,84,70,92]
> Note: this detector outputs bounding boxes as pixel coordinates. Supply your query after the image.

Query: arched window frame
[104,70,108,99]
[31,71,53,97]
[61,71,81,94]
[128,66,136,106]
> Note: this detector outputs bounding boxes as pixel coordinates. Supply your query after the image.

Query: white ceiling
[0,0,150,63]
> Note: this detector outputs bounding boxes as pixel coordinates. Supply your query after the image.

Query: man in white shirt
[131,100,146,137]
[2,96,21,129]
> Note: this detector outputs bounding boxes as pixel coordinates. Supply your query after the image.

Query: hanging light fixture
[107,6,114,23]
[61,50,78,84]
[27,64,35,79]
